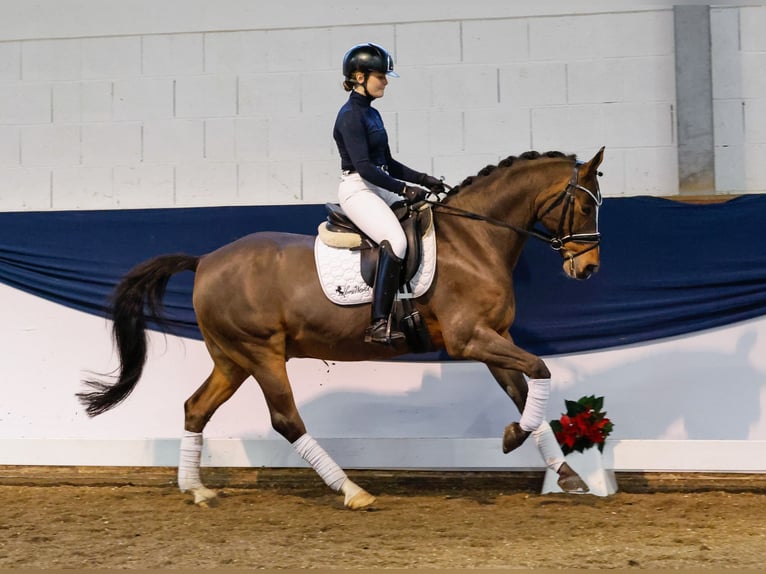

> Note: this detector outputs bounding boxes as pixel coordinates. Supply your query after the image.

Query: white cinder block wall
[0,1,763,212]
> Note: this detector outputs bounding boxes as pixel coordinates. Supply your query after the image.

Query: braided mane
[447,150,576,196]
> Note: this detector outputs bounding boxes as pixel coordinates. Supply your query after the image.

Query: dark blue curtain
[1,195,764,357]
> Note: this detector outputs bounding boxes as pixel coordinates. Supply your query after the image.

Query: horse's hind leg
[250,354,376,510]
[179,360,249,506]
[488,366,589,494]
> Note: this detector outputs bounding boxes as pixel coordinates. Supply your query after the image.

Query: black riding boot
[365,240,406,345]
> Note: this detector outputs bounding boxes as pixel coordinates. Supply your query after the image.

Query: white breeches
[338,172,407,259]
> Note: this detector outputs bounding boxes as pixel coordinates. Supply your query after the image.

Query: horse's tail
[77,254,199,417]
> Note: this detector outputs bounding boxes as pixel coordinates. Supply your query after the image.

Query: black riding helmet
[342,43,399,79]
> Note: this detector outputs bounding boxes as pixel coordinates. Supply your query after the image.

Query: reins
[424,163,602,258]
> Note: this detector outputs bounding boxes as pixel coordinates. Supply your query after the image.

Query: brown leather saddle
[322,202,433,288]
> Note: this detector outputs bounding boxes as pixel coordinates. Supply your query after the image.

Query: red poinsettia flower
[549,395,614,455]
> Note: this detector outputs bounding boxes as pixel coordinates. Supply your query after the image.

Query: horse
[78,147,605,510]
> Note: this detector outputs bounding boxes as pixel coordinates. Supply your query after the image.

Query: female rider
[333,43,443,345]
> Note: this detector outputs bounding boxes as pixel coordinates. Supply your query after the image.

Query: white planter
[542,446,617,497]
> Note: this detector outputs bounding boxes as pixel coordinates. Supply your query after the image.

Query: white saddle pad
[314,223,437,306]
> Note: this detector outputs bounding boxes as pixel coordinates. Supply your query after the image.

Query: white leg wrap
[533,421,565,472]
[178,430,204,492]
[294,433,347,492]
[519,377,551,432]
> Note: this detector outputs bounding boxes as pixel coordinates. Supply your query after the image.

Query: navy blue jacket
[333,91,423,194]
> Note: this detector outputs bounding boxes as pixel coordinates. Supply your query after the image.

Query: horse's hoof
[502,422,530,454]
[557,463,590,493]
[190,486,219,507]
[345,489,377,510]
[341,478,376,510]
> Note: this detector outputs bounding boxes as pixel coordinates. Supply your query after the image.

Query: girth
[321,202,433,288]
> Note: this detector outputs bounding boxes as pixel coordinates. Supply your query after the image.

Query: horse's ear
[581,146,605,177]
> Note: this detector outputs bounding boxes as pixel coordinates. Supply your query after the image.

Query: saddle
[318,201,433,288]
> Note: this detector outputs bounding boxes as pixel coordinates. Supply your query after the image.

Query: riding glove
[419,174,445,194]
[402,185,429,203]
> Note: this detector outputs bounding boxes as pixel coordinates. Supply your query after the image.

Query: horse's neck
[438,172,540,271]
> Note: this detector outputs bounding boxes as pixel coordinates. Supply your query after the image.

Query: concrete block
[714,145,746,193]
[568,56,674,105]
[143,34,203,76]
[744,99,766,144]
[499,63,567,107]
[603,102,673,148]
[0,126,19,166]
[428,110,464,155]
[740,53,766,100]
[175,75,237,118]
[740,6,766,52]
[397,109,462,156]
[744,144,766,191]
[0,84,50,125]
[81,36,141,79]
[204,118,235,161]
[204,31,268,74]
[113,164,175,207]
[623,146,679,195]
[239,74,301,117]
[205,117,269,162]
[81,123,142,165]
[239,161,303,205]
[268,115,334,161]
[380,66,433,111]
[175,162,238,206]
[301,158,341,204]
[238,161,304,206]
[711,8,744,100]
[53,81,112,123]
[301,70,347,115]
[714,99,745,147]
[22,39,80,81]
[464,107,531,155]
[432,65,499,110]
[113,78,173,121]
[143,119,203,163]
[396,21,461,66]
[600,11,674,57]
[51,166,115,209]
[21,125,80,167]
[462,19,529,64]
[531,105,604,152]
[233,118,269,161]
[0,42,20,81]
[0,168,51,210]
[529,15,602,61]
[567,60,623,105]
[266,28,333,73]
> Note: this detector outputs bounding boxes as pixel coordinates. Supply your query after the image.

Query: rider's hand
[419,174,445,194]
[403,185,429,203]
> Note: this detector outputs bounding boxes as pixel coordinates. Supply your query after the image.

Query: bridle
[426,162,602,262]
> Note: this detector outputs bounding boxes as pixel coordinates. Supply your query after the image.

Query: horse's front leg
[488,366,589,494]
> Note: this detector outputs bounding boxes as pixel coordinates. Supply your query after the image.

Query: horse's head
[535,147,604,280]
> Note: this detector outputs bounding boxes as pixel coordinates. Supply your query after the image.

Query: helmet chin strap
[356,73,374,99]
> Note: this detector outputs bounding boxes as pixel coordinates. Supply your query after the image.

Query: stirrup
[364,318,405,345]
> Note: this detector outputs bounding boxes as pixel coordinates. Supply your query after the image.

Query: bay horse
[78,148,605,509]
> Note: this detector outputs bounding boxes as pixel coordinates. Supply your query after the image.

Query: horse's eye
[581,205,593,216]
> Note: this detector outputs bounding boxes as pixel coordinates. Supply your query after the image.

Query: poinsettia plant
[550,395,614,455]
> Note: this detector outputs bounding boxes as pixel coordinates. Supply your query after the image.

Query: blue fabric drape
[1,195,764,357]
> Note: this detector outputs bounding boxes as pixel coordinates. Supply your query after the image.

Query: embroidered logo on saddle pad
[314,218,437,306]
